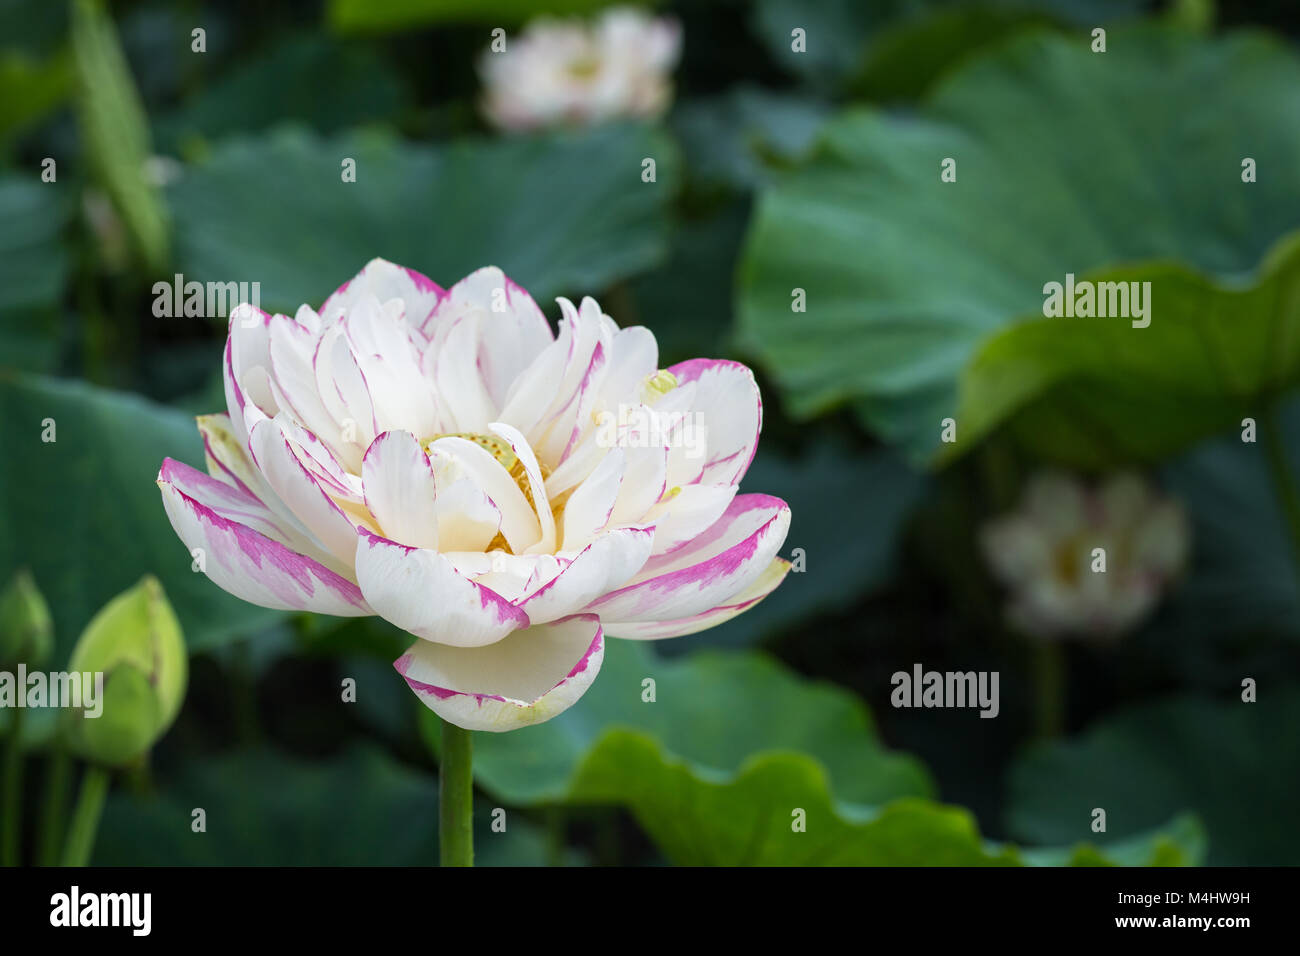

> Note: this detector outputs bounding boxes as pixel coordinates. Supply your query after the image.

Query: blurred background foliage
[1,0,1298,866]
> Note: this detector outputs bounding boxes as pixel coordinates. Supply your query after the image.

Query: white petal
[158,463,369,615]
[517,526,654,624]
[395,615,603,732]
[588,494,790,621]
[604,557,790,639]
[355,532,530,646]
[666,359,762,486]
[428,436,541,553]
[489,422,555,555]
[362,431,441,550]
[249,416,362,565]
[561,448,625,550]
[642,482,738,554]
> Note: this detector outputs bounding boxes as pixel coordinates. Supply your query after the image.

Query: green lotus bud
[0,569,54,669]
[65,576,187,767]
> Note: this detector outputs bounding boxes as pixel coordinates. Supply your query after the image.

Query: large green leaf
[0,176,69,371]
[1155,397,1300,643]
[422,641,1197,864]
[750,0,901,90]
[670,89,831,192]
[0,373,283,662]
[95,745,578,865]
[152,34,410,155]
[430,640,935,808]
[574,733,1202,865]
[751,0,1143,92]
[1007,689,1300,865]
[329,0,629,34]
[948,235,1300,467]
[737,28,1300,463]
[167,123,678,314]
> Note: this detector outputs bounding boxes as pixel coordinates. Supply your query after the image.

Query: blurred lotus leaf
[166,123,678,314]
[738,27,1300,464]
[0,373,287,662]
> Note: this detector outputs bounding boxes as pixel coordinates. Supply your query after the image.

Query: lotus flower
[157,259,790,730]
[980,471,1188,640]
[479,6,681,132]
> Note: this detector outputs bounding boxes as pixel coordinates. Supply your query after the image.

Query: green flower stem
[1261,408,1300,574]
[1,706,24,866]
[1032,639,1066,741]
[37,744,71,866]
[61,766,110,868]
[439,720,474,867]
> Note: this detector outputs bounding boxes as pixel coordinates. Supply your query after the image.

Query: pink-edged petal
[345,296,441,437]
[197,412,343,555]
[320,258,444,328]
[158,467,370,615]
[497,324,573,437]
[159,457,305,552]
[517,525,655,625]
[604,557,790,639]
[249,416,363,564]
[355,531,530,646]
[313,325,377,469]
[442,267,554,406]
[432,312,497,432]
[643,482,738,554]
[586,494,791,622]
[527,297,612,460]
[667,358,762,486]
[278,416,364,502]
[608,443,668,526]
[362,431,441,550]
[267,312,346,454]
[538,337,607,467]
[394,614,603,732]
[561,448,624,550]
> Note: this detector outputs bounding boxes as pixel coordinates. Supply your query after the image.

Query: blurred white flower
[479,7,681,132]
[980,471,1189,640]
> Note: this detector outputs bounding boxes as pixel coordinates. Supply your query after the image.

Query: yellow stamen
[423,432,551,515]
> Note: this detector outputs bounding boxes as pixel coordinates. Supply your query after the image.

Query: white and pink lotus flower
[980,471,1189,640]
[157,259,790,731]
[479,6,682,132]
